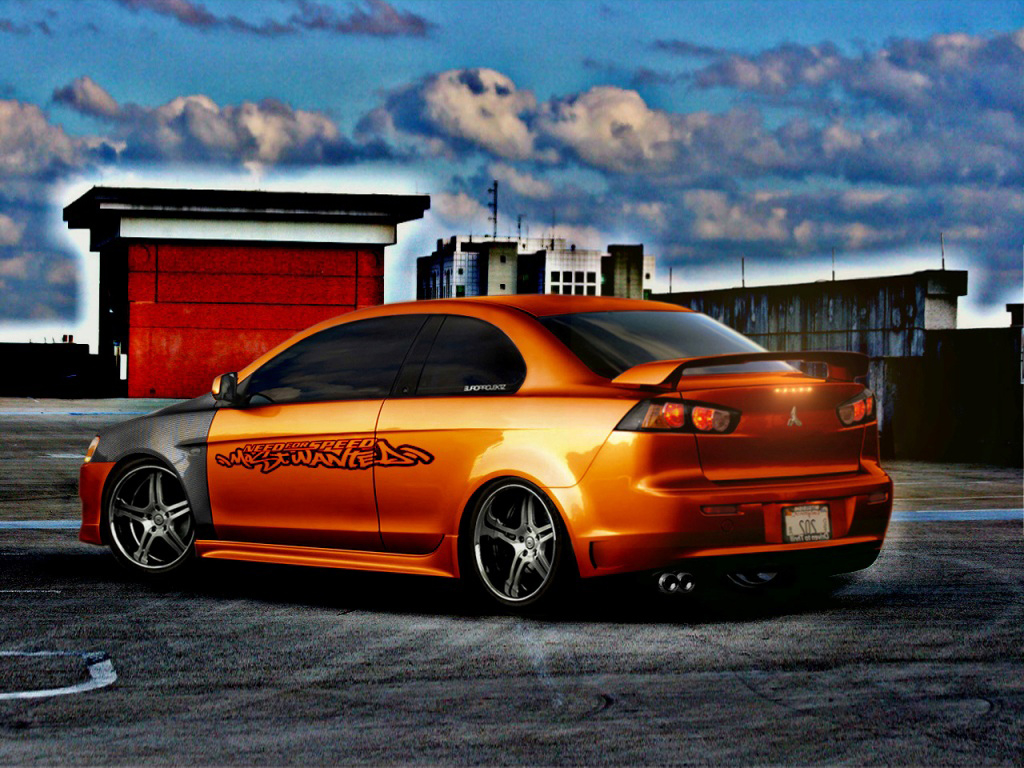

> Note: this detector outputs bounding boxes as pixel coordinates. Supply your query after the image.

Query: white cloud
[52,78,370,166]
[421,69,539,160]
[0,214,25,245]
[683,189,790,243]
[432,191,489,228]
[537,86,676,172]
[488,162,552,199]
[52,76,120,118]
[0,100,82,177]
[0,253,30,278]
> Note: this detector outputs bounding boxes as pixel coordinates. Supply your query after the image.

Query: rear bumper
[563,445,892,578]
[79,461,115,546]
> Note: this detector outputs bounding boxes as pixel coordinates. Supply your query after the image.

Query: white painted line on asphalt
[67,412,147,416]
[44,453,85,459]
[0,590,62,594]
[891,508,1022,522]
[905,499,1024,505]
[0,411,147,416]
[0,651,117,700]
[0,521,79,530]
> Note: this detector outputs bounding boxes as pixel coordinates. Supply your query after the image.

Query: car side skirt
[194,534,460,579]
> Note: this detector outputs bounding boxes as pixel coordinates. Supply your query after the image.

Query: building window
[551,286,560,294]
[645,273,651,279]
[574,285,584,295]
[562,271,571,282]
[586,272,596,283]
[550,271,558,283]
[574,271,584,283]
[458,268,464,275]
[456,285,465,297]
[586,286,596,296]
[500,255,507,263]
[499,283,506,290]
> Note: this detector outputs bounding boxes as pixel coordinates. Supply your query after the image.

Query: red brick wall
[126,243,384,398]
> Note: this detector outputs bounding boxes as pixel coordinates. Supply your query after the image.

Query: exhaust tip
[675,572,696,594]
[657,572,680,594]
[656,571,697,595]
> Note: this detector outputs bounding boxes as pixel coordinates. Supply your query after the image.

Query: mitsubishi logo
[787,406,803,427]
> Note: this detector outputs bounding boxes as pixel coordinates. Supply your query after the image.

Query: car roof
[376,294,692,317]
[238,295,692,381]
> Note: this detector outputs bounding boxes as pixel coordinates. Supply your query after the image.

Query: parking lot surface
[1,399,1021,764]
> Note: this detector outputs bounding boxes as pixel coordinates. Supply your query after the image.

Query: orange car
[79,295,892,609]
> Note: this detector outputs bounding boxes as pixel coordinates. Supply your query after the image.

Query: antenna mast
[741,257,746,288]
[832,247,836,281]
[940,231,945,270]
[487,180,498,239]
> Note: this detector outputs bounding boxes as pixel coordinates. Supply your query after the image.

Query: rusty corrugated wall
[653,270,1022,464]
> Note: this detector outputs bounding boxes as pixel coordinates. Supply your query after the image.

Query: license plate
[783,503,831,543]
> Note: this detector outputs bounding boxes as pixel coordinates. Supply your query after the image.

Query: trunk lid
[680,378,865,481]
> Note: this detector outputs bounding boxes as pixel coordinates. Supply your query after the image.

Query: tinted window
[245,315,427,404]
[417,316,526,396]
[539,311,793,379]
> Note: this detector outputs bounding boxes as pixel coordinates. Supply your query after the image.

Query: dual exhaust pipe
[656,570,696,595]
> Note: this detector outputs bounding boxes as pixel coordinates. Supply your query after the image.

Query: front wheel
[464,481,570,611]
[105,460,196,576]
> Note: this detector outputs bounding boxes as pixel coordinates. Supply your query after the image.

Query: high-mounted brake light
[837,390,875,426]
[617,399,740,433]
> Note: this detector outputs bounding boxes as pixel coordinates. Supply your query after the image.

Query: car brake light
[691,406,733,433]
[617,399,740,433]
[837,389,875,426]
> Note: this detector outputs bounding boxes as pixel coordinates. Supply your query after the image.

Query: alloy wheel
[107,463,194,572]
[472,483,559,604]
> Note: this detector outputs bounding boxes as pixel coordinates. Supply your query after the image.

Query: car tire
[105,459,196,577]
[462,479,572,612]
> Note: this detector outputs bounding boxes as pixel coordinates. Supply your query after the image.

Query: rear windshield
[538,310,793,379]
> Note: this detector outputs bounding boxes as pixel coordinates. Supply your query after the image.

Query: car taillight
[837,390,875,426]
[616,399,740,433]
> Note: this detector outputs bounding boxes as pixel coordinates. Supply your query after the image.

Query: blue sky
[0,0,1021,348]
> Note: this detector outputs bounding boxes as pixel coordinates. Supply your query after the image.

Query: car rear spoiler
[610,351,870,389]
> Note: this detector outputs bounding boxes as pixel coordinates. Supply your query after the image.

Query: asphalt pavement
[0,398,1021,765]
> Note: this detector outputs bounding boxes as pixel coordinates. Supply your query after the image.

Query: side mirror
[212,372,239,405]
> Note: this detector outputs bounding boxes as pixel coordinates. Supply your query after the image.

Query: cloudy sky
[0,0,1021,347]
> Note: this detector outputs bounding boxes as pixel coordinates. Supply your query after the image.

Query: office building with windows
[416,236,654,301]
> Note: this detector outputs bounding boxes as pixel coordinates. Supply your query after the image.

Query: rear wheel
[105,460,195,576]
[465,481,569,611]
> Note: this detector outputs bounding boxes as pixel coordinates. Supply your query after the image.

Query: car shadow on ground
[7,543,897,626]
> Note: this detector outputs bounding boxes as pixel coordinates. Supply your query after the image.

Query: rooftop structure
[64,186,429,397]
[416,236,654,301]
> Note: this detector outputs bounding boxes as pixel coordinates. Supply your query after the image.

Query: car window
[245,315,427,404]
[416,316,526,396]
[538,310,793,379]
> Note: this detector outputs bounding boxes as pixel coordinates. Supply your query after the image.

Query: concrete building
[417,236,654,300]
[654,270,1023,465]
[63,187,429,398]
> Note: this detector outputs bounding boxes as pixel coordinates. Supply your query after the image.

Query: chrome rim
[108,464,194,570]
[473,484,557,603]
[726,570,780,588]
